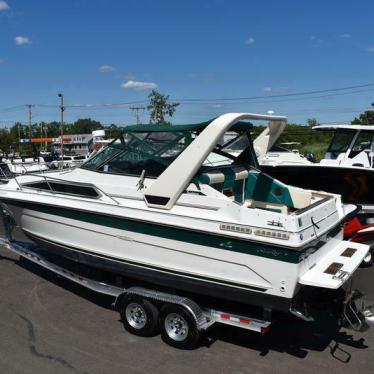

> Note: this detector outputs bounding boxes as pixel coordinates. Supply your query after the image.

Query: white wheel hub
[126,302,147,329]
[164,313,189,341]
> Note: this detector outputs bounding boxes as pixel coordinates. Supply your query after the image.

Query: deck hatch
[340,248,356,258]
[324,262,343,275]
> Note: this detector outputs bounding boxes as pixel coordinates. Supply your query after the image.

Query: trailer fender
[114,287,207,329]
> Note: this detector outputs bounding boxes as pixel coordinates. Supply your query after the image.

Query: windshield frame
[81,127,257,178]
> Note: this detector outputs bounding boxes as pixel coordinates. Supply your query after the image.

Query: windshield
[82,130,194,177]
[82,128,257,177]
[327,131,355,156]
[204,133,251,167]
[348,131,373,158]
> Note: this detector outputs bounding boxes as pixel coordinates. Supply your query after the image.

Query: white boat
[0,156,49,181]
[258,145,312,166]
[0,113,369,319]
[254,120,311,166]
[314,124,374,168]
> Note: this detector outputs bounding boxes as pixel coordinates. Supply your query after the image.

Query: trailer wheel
[159,305,200,349]
[360,243,374,268]
[120,296,159,337]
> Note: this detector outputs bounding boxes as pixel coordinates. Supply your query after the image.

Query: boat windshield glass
[349,131,373,158]
[204,133,251,167]
[82,126,256,177]
[327,131,355,156]
[82,130,194,177]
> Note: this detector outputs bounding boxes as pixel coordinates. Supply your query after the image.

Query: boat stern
[299,240,369,289]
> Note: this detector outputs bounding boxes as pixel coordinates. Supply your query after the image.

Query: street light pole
[58,93,65,168]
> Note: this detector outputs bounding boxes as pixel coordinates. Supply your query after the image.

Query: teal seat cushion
[245,171,294,208]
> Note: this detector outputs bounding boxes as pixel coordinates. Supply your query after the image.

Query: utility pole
[18,123,21,153]
[130,105,145,125]
[40,122,43,151]
[26,104,35,147]
[58,93,65,167]
[44,125,48,152]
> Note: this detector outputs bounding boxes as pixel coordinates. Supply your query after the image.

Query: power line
[66,100,148,109]
[34,85,374,109]
[1,82,373,113]
[171,88,374,105]
[0,105,29,113]
[173,82,374,102]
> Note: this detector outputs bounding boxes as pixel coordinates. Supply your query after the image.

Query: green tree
[147,90,179,124]
[72,118,103,134]
[0,128,12,151]
[306,118,318,127]
[351,110,374,125]
[107,124,124,138]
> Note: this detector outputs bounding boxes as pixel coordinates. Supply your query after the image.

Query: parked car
[50,155,88,169]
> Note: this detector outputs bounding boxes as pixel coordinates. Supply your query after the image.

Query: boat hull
[0,199,307,313]
[25,231,293,312]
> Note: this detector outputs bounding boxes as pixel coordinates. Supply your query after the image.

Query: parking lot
[0,244,373,374]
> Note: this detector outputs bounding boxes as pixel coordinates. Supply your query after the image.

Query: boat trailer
[0,207,373,349]
[0,207,273,348]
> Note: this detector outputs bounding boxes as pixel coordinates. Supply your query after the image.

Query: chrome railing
[3,159,51,175]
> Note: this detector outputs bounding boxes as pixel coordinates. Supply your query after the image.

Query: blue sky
[1,0,374,127]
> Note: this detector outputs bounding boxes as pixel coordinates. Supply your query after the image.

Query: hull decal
[0,197,326,263]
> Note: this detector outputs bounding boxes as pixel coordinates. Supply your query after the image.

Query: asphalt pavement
[0,244,373,374]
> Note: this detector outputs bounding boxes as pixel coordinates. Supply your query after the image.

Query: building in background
[52,133,93,155]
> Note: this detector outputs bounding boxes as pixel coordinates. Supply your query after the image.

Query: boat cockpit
[78,118,325,215]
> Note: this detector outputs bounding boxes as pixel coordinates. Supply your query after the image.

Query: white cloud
[15,36,31,45]
[339,33,352,38]
[98,65,114,73]
[0,1,9,11]
[121,80,158,90]
[245,37,255,45]
[263,87,272,92]
[367,47,374,53]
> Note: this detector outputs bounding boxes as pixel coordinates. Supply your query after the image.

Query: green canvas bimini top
[124,119,253,133]
[83,117,259,177]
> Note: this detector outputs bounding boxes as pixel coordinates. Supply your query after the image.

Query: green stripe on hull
[2,198,314,263]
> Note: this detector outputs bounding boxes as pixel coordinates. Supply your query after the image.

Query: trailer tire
[120,296,159,337]
[159,304,200,350]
